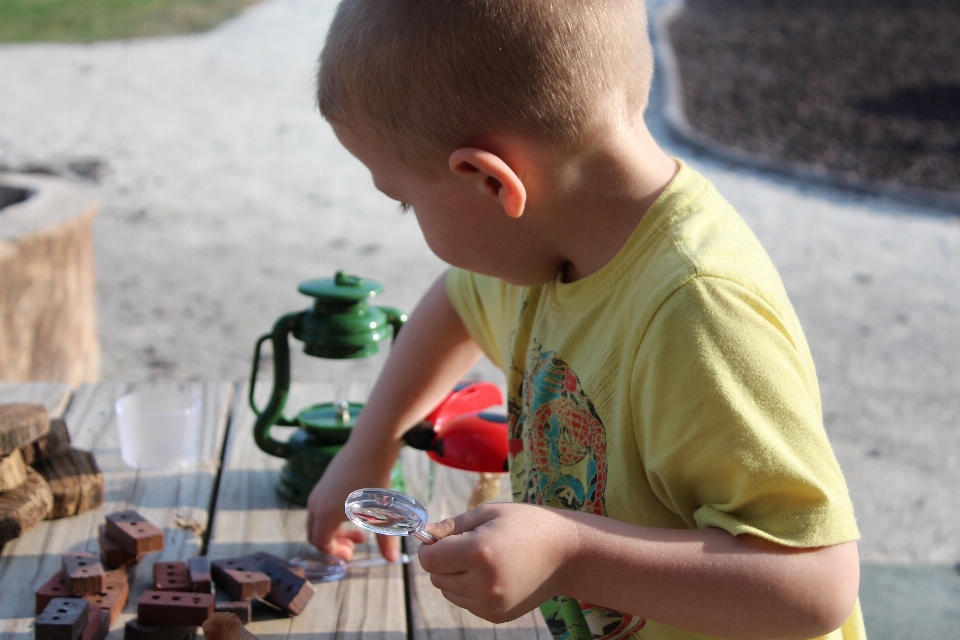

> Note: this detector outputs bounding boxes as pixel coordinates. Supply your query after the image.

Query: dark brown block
[20,418,72,466]
[187,556,211,593]
[260,560,315,616]
[153,561,191,592]
[210,557,270,601]
[202,613,258,640]
[104,510,163,555]
[137,590,214,626]
[123,620,197,640]
[213,591,252,625]
[62,552,104,596]
[244,551,306,579]
[35,597,88,640]
[34,449,104,519]
[82,569,130,624]
[0,466,53,545]
[35,570,70,614]
[0,403,49,456]
[98,524,139,569]
[79,604,109,640]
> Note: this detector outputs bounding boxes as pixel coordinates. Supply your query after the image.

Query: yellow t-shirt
[446,160,864,640]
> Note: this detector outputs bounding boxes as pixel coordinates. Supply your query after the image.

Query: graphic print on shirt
[508,344,645,640]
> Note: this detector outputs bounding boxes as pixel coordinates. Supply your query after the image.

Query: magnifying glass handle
[413,529,439,544]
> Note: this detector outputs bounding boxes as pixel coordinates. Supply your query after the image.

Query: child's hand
[305,439,401,562]
[417,503,575,623]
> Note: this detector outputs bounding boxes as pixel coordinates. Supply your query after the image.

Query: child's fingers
[376,533,402,563]
[424,504,497,539]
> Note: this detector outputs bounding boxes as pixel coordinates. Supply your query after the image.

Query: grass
[0,0,262,43]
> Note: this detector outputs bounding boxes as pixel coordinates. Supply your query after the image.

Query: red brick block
[187,556,211,593]
[82,569,130,625]
[260,560,315,616]
[153,562,191,592]
[35,570,70,614]
[210,557,269,601]
[99,524,139,569]
[35,598,89,640]
[137,591,214,626]
[123,620,196,640]
[61,552,104,596]
[104,510,163,555]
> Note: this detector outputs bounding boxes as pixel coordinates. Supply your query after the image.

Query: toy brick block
[20,418,72,466]
[260,560,315,616]
[137,590,214,626]
[35,598,89,640]
[187,556,211,593]
[104,510,163,555]
[98,524,140,569]
[82,569,130,624]
[0,403,49,456]
[62,552,104,596]
[35,570,71,614]
[34,449,104,519]
[210,557,270,601]
[213,590,252,624]
[123,619,197,640]
[202,612,259,640]
[0,467,53,545]
[79,604,109,640]
[0,449,28,491]
[244,551,306,579]
[153,561,191,591]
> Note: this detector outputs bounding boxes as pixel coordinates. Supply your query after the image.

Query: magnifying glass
[344,488,438,544]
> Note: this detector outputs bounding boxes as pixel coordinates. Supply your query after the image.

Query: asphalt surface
[1,0,958,635]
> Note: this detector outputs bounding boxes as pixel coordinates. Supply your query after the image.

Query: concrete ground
[0,0,958,636]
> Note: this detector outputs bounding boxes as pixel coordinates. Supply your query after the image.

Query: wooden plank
[206,382,407,640]
[0,381,233,640]
[400,447,552,640]
[0,382,72,418]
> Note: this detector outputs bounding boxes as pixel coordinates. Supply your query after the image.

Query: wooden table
[0,382,550,640]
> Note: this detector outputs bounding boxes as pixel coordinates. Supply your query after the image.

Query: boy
[306,1,863,639]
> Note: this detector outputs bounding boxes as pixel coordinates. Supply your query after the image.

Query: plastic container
[115,390,201,469]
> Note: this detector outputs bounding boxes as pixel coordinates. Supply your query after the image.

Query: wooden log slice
[0,466,53,545]
[0,403,50,456]
[0,449,28,491]
[33,449,104,519]
[20,417,72,465]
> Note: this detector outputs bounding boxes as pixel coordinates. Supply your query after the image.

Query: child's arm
[306,272,484,561]
[419,503,860,640]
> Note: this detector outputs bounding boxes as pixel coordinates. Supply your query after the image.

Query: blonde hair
[317,0,654,169]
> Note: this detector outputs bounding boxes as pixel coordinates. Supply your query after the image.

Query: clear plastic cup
[115,391,202,469]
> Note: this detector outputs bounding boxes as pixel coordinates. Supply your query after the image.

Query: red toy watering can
[403,381,509,473]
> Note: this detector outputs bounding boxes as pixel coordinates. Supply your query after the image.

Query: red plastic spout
[422,381,503,429]
[427,412,509,473]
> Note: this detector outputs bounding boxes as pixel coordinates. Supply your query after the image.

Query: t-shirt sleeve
[633,276,859,548]
[445,267,512,371]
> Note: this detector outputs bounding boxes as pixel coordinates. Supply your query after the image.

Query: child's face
[334,124,546,285]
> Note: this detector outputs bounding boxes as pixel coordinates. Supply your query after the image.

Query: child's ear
[448,148,526,219]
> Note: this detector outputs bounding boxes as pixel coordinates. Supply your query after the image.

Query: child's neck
[533,116,678,283]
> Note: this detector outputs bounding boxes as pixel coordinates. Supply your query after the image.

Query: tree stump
[0,173,100,384]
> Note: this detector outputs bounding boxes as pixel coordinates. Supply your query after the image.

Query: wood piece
[206,382,408,640]
[61,552,104,596]
[35,569,71,614]
[0,448,28,490]
[79,604,109,640]
[210,557,270,601]
[260,560,315,616]
[34,449,104,519]
[0,173,100,384]
[187,556,211,593]
[35,597,89,640]
[0,403,49,455]
[123,619,197,640]
[202,613,258,640]
[0,466,53,545]
[20,417,72,465]
[104,509,164,555]
[98,524,140,569]
[213,591,252,625]
[137,590,214,626]
[82,568,130,624]
[153,561,191,592]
